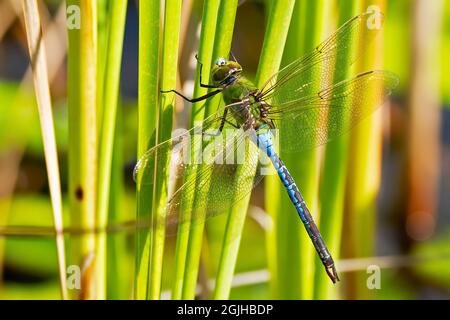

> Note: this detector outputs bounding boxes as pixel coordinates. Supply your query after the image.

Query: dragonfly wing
[165,129,265,232]
[134,105,265,233]
[259,11,385,104]
[267,70,399,153]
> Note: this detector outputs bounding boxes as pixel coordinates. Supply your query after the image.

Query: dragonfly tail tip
[326,265,340,284]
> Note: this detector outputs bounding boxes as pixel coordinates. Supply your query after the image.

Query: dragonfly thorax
[211,58,242,87]
[221,84,273,132]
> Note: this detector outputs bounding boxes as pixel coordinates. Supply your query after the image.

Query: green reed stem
[206,0,239,117]
[443,1,450,105]
[22,0,67,299]
[213,0,296,300]
[345,0,387,299]
[97,0,127,300]
[267,0,327,300]
[171,0,220,300]
[146,0,182,300]
[135,0,160,300]
[314,0,359,299]
[181,0,239,300]
[96,0,109,133]
[107,106,128,299]
[67,0,98,299]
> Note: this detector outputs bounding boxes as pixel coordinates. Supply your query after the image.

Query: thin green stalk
[171,0,221,300]
[135,0,160,300]
[181,0,239,300]
[107,106,128,299]
[314,0,359,299]
[96,0,109,133]
[97,0,128,300]
[268,0,327,300]
[213,0,296,300]
[67,0,98,299]
[207,0,239,117]
[146,0,182,300]
[21,0,67,300]
[443,1,450,105]
[190,1,221,126]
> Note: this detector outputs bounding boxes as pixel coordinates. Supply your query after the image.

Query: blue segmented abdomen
[255,129,334,267]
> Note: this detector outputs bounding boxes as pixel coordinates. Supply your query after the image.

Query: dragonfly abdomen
[255,129,339,283]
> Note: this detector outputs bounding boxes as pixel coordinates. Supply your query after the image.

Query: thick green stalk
[147,0,181,300]
[213,0,296,300]
[314,0,359,299]
[171,0,220,300]
[135,0,160,300]
[181,0,239,300]
[268,0,326,300]
[345,0,387,299]
[67,0,98,299]
[97,0,128,299]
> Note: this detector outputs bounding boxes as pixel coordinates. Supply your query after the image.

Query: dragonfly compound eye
[212,67,229,83]
[215,57,227,66]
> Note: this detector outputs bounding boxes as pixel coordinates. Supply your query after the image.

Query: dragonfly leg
[161,88,222,103]
[229,51,239,63]
[203,108,239,137]
[195,53,219,89]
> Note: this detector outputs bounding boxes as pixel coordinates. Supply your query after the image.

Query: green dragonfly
[134,12,399,283]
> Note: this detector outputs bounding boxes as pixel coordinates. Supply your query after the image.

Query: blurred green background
[0,0,449,300]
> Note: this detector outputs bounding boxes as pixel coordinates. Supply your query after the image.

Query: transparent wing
[267,70,399,153]
[259,11,384,104]
[134,104,265,233]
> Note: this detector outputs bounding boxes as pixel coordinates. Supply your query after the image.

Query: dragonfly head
[211,57,242,87]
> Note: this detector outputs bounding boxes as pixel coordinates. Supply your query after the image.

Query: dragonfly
[134,12,399,284]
